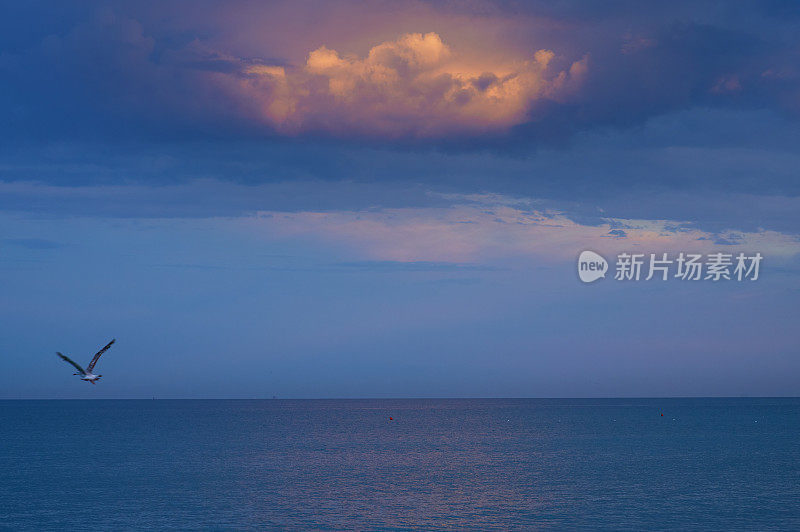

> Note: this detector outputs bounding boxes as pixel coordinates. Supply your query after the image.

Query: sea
[1,398,799,530]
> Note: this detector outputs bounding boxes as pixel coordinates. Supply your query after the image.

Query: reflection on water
[1,398,799,529]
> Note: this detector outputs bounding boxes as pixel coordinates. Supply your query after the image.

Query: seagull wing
[86,339,115,373]
[57,352,85,375]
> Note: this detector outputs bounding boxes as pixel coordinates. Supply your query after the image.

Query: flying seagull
[57,339,115,384]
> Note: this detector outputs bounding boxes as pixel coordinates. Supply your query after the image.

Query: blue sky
[1,1,799,398]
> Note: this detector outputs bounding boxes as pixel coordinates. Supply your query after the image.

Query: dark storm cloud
[1,1,799,144]
[0,0,798,240]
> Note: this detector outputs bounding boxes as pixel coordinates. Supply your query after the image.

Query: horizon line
[2,396,799,401]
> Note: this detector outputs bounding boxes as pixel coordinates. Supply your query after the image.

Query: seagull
[57,339,115,384]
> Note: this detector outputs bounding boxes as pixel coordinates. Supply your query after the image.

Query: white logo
[576,251,762,283]
[578,251,608,283]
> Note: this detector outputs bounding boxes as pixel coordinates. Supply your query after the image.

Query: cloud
[4,175,800,242]
[245,195,800,263]
[231,32,587,137]
[3,2,800,144]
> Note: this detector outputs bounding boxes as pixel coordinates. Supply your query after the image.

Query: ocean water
[1,399,799,530]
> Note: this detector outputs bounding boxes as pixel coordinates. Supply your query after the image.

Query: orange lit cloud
[231,32,587,137]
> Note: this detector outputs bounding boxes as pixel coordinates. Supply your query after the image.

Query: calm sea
[1,399,799,530]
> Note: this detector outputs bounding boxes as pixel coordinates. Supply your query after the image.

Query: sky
[1,0,799,398]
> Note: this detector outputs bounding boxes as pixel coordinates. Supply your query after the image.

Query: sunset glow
[230,32,588,136]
